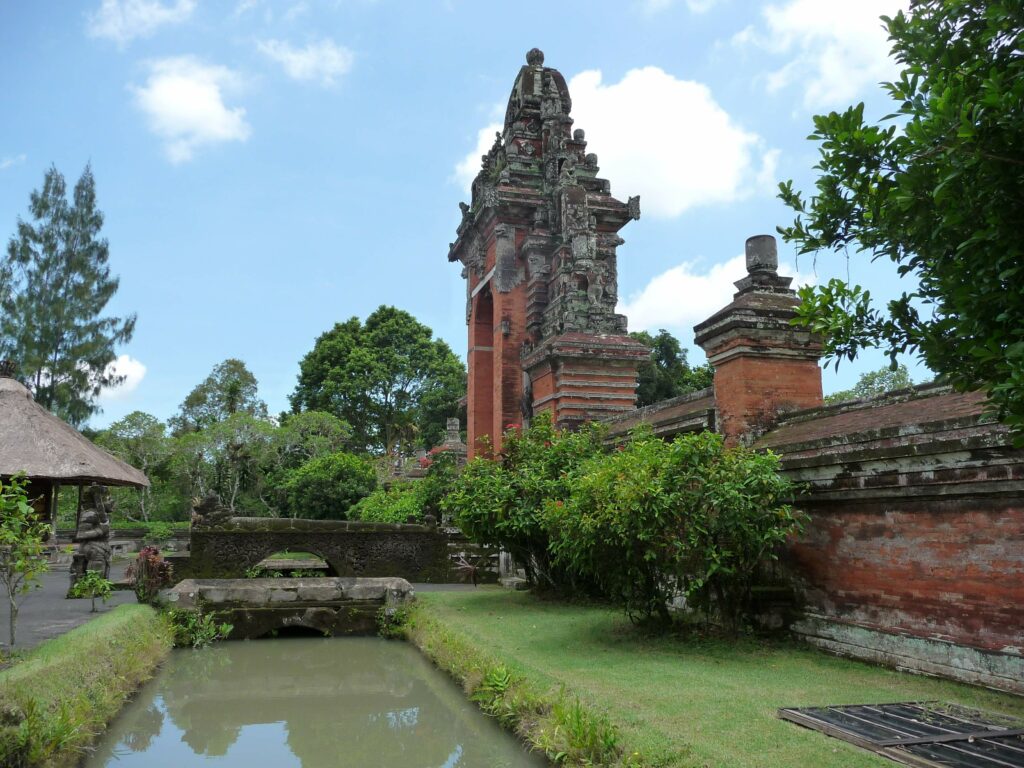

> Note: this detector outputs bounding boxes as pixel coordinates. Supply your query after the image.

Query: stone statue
[190,492,233,527]
[69,484,113,586]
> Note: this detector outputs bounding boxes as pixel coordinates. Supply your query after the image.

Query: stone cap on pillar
[693,235,822,367]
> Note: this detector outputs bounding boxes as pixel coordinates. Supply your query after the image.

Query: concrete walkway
[0,561,135,652]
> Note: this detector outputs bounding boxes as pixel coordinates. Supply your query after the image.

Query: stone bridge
[164,576,414,639]
[173,517,451,582]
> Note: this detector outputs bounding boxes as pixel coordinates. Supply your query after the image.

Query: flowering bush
[126,546,174,604]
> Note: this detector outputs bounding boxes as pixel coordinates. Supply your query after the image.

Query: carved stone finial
[526,48,544,66]
[0,360,15,379]
[745,234,778,274]
[573,128,585,141]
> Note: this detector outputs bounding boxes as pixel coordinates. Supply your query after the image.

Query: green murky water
[84,637,547,767]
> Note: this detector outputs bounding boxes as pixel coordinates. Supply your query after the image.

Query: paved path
[0,561,135,652]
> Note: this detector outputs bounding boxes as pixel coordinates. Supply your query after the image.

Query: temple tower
[449,49,648,456]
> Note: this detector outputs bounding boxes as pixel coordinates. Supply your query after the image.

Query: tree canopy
[778,0,1024,434]
[629,329,714,408]
[169,358,268,434]
[823,364,916,405]
[1,164,135,426]
[291,306,466,453]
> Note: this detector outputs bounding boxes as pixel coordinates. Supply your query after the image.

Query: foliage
[169,358,268,434]
[290,306,466,453]
[272,410,352,470]
[824,363,916,404]
[416,449,459,519]
[354,484,422,523]
[95,411,172,521]
[141,521,175,545]
[376,604,412,639]
[442,413,606,590]
[0,477,49,648]
[125,546,174,604]
[0,164,135,426]
[68,571,113,613]
[0,604,172,768]
[546,431,801,628]
[284,451,377,519]
[778,0,1024,436]
[630,329,714,407]
[166,609,233,648]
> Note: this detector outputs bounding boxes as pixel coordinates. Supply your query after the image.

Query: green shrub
[141,520,175,546]
[284,451,377,520]
[166,609,233,648]
[546,430,802,628]
[354,484,422,523]
[67,571,113,613]
[441,413,605,589]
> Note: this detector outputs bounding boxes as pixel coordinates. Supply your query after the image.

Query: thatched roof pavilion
[0,362,147,529]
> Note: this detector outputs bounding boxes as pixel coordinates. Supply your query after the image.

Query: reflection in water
[85,638,545,768]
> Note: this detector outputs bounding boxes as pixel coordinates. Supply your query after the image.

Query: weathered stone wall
[757,387,1024,693]
[175,518,451,583]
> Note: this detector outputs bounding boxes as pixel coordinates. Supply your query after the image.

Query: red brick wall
[790,497,1024,653]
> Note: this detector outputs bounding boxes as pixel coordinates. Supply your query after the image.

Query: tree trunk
[8,591,17,648]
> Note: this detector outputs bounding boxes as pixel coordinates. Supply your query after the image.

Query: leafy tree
[0,475,49,647]
[778,0,1024,435]
[291,307,466,454]
[284,452,377,520]
[824,364,916,404]
[68,570,113,613]
[272,411,352,471]
[353,484,423,524]
[545,431,800,629]
[1,164,135,426]
[441,414,606,590]
[630,329,713,407]
[95,411,171,521]
[170,358,268,434]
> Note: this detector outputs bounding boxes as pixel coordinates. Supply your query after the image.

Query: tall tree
[778,1,1024,434]
[1,164,135,425]
[169,358,268,434]
[95,411,171,521]
[630,329,714,408]
[291,306,466,453]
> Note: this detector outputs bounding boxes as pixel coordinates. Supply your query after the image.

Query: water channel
[84,637,547,767]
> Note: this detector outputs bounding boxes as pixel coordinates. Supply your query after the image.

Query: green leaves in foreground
[779,0,1024,437]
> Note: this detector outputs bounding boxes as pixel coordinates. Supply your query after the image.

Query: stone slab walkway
[0,562,135,653]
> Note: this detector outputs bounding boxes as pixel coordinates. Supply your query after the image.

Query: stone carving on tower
[449,49,648,455]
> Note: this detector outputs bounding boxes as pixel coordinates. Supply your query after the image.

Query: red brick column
[694,235,823,445]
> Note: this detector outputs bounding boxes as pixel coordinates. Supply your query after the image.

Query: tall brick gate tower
[449,49,649,456]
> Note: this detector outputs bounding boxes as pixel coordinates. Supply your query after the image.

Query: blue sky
[0,0,920,428]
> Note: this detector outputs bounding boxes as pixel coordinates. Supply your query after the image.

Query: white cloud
[639,0,719,13]
[454,68,775,219]
[569,67,776,218]
[233,0,259,16]
[453,121,502,191]
[736,0,908,109]
[132,57,251,163]
[87,0,195,45]
[98,355,147,402]
[619,253,814,337]
[283,1,309,21]
[257,39,354,86]
[0,154,27,171]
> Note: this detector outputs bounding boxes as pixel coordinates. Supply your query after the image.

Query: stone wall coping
[600,387,714,425]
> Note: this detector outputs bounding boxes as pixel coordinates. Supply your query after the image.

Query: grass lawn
[418,590,1024,768]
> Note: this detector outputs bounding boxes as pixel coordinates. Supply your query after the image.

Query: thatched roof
[0,375,149,488]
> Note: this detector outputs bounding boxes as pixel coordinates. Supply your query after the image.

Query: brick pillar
[694,235,823,445]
